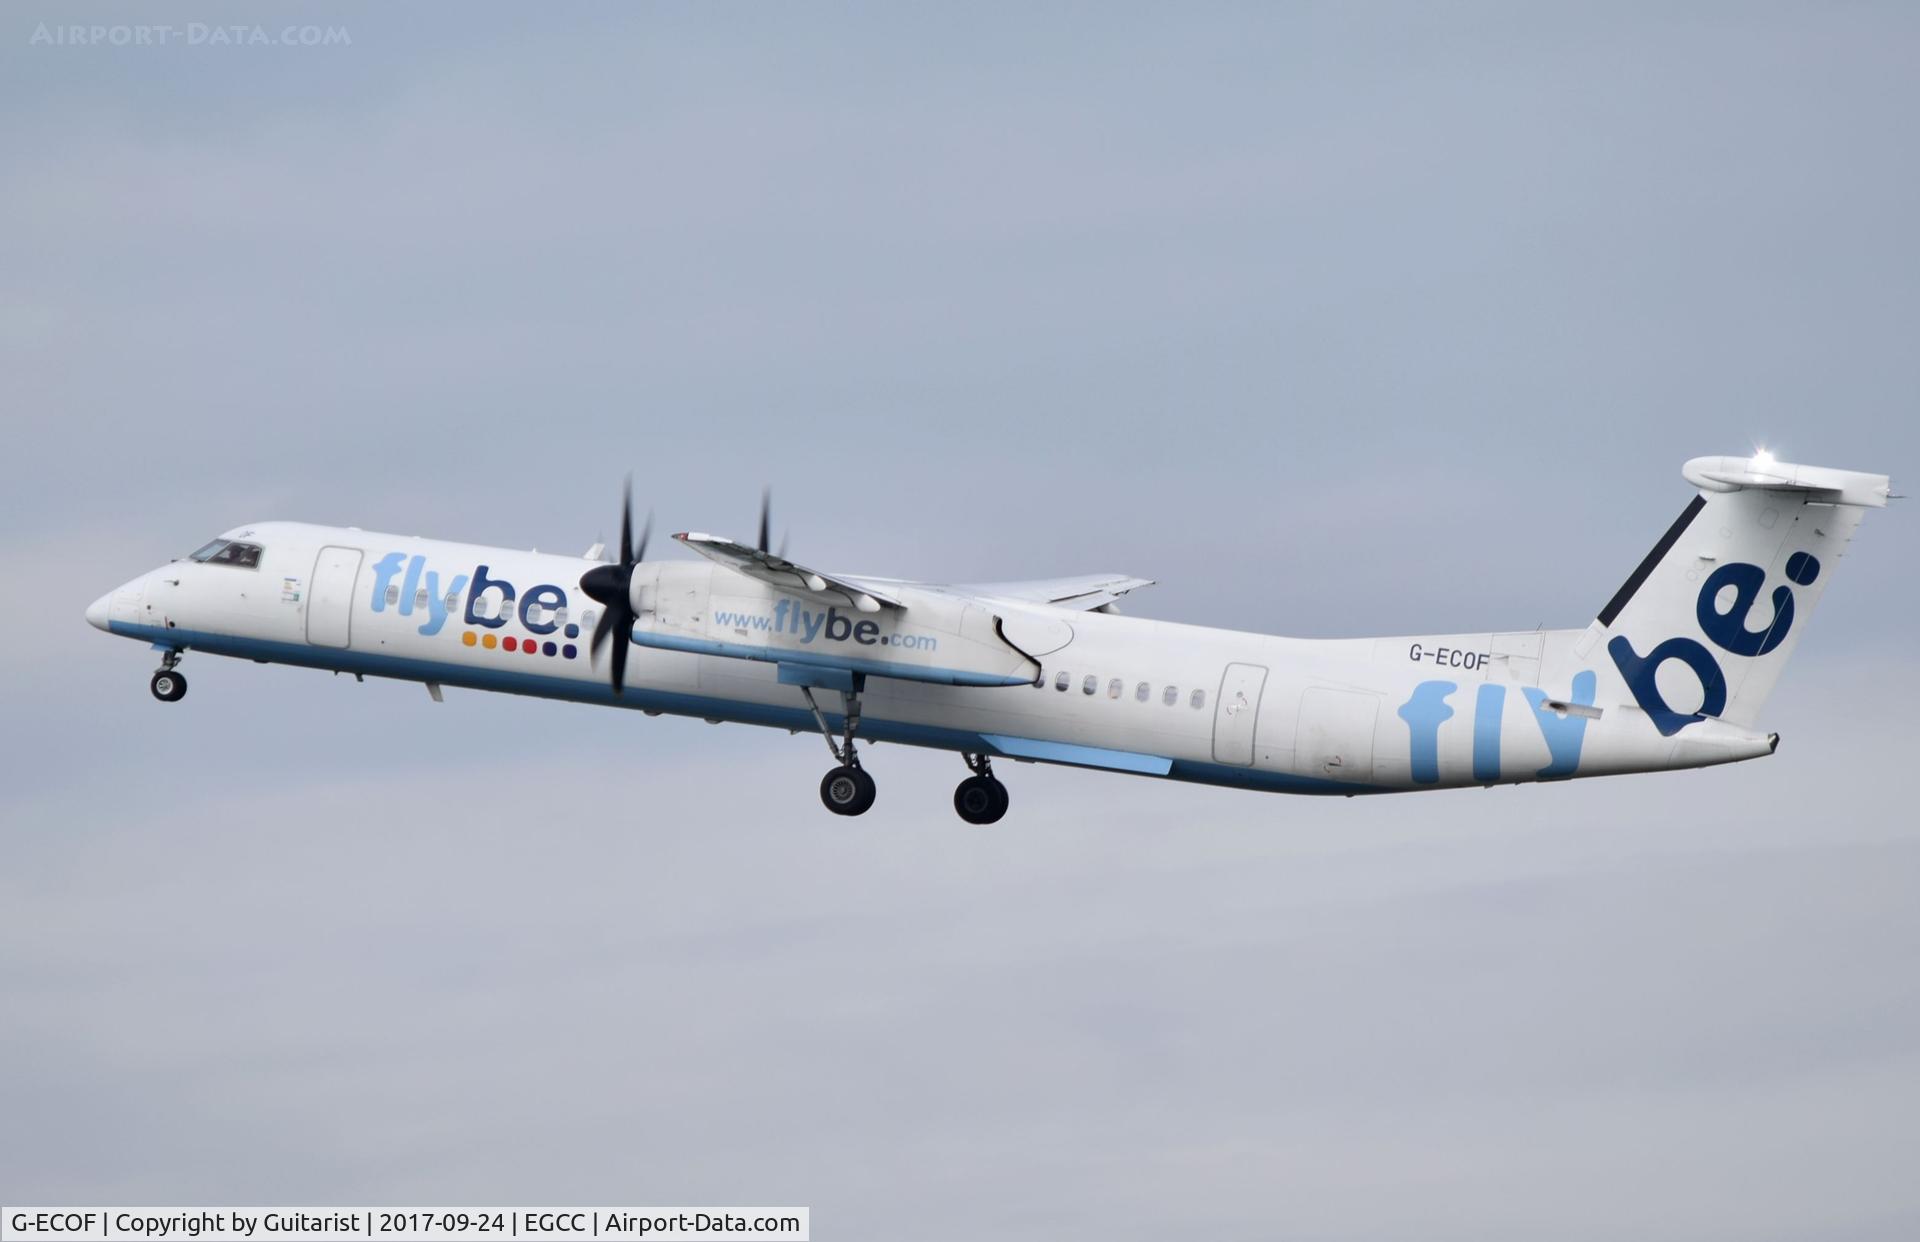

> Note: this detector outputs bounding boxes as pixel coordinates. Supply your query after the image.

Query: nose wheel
[954,754,1009,824]
[150,651,187,702]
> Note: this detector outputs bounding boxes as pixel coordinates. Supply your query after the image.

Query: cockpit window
[190,539,262,568]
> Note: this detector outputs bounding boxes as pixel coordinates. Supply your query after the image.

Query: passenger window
[445,590,462,612]
[1135,681,1150,702]
[386,585,401,607]
[1191,689,1206,709]
[1163,685,1179,706]
[1055,670,1070,692]
[1108,678,1122,699]
[1082,675,1097,695]
[414,588,430,610]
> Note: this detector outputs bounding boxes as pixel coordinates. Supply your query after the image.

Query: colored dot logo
[463,630,576,659]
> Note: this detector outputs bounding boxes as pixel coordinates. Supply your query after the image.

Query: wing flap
[957,573,1155,611]
[675,532,903,612]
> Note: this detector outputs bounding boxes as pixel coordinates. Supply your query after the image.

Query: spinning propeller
[578,482,780,695]
[759,487,789,560]
[579,478,650,695]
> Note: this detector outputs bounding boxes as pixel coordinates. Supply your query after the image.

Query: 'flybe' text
[714,601,939,651]
[369,554,576,639]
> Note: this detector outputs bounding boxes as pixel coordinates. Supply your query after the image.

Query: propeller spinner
[579,482,776,695]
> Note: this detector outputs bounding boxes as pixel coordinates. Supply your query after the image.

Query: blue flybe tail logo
[1609,552,1820,735]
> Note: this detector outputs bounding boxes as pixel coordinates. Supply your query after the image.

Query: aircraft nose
[86,592,112,631]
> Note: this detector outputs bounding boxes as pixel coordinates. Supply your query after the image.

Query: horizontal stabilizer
[1682,455,1892,508]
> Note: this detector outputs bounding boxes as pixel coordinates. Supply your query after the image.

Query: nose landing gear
[954,753,1009,824]
[149,650,187,702]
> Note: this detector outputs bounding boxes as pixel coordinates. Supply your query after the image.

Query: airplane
[86,451,1890,823]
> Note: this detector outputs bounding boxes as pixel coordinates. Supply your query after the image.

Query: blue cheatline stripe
[102,621,1387,796]
[1167,758,1388,796]
[630,629,1034,687]
[981,733,1172,775]
[777,663,857,692]
[1472,683,1504,783]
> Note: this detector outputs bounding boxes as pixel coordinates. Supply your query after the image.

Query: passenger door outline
[307,546,363,648]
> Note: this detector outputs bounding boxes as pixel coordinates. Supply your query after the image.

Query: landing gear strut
[149,649,187,703]
[803,678,877,816]
[954,753,1009,824]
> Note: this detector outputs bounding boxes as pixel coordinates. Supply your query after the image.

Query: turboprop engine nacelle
[631,561,1045,688]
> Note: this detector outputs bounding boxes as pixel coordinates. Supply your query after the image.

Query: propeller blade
[583,479,644,696]
[609,622,629,695]
[590,603,617,658]
[758,487,771,555]
[619,475,634,567]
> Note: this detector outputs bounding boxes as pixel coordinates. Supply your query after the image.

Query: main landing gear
[149,650,187,702]
[802,680,877,816]
[798,679,1012,822]
[820,764,877,817]
[954,753,1009,825]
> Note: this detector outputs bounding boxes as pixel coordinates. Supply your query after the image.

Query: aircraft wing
[675,532,904,613]
[951,573,1155,611]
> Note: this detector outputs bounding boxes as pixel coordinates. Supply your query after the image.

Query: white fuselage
[88,520,1776,796]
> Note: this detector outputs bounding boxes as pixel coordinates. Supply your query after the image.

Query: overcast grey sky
[3,4,1917,1238]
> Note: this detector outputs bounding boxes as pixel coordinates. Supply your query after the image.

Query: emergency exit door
[1212,662,1269,765]
[307,546,363,648]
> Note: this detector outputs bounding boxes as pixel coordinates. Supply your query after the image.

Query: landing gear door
[1212,662,1269,765]
[308,546,363,648]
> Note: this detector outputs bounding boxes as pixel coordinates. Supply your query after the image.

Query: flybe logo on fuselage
[368,553,576,640]
[713,601,940,652]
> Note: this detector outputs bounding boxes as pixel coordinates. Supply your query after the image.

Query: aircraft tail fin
[1577,454,1891,735]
